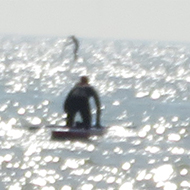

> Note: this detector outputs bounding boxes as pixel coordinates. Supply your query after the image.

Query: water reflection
[163,182,177,190]
[152,164,174,182]
[119,182,133,190]
[61,186,72,190]
[122,162,131,170]
[0,37,189,189]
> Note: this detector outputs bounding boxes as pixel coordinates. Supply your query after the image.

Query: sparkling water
[0,36,190,189]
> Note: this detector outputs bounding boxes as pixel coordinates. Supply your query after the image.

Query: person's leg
[66,111,76,128]
[80,103,91,130]
[65,97,79,128]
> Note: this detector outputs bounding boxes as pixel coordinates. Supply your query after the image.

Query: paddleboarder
[64,76,101,129]
[70,35,79,61]
[59,35,79,62]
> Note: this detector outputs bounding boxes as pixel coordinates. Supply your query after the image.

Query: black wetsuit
[64,85,101,129]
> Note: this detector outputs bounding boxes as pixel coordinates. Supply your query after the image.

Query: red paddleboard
[51,126,106,139]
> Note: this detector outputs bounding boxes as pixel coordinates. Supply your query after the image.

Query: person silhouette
[70,35,79,61]
[59,35,79,62]
[64,76,101,129]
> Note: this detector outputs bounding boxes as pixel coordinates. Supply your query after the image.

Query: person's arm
[91,88,101,127]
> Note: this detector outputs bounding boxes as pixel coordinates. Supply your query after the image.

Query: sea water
[0,36,190,189]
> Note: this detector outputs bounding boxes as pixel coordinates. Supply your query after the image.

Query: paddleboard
[51,125,106,139]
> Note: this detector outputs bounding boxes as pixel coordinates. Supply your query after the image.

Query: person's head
[80,76,89,84]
